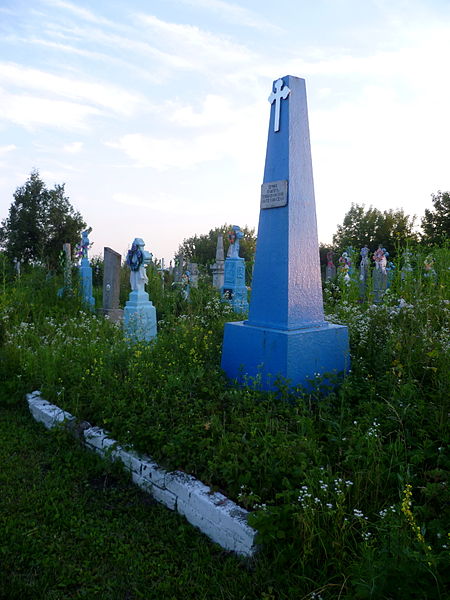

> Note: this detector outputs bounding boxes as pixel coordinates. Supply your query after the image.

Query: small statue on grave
[424,254,436,278]
[227,226,244,259]
[126,238,152,293]
[373,245,387,274]
[182,269,191,300]
[359,245,370,281]
[338,251,351,283]
[75,228,93,261]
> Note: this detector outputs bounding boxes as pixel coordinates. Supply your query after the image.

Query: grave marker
[210,234,225,290]
[102,247,123,322]
[221,75,349,390]
[57,243,72,298]
[78,229,95,310]
[221,225,249,314]
[325,250,336,280]
[123,238,157,343]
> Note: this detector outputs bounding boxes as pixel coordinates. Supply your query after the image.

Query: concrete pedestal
[222,321,349,389]
[79,259,95,309]
[124,290,157,343]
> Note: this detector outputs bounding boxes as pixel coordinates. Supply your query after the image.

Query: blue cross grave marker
[221,75,350,390]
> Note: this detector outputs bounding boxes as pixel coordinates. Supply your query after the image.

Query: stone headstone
[372,245,388,303]
[13,257,21,278]
[188,262,199,288]
[221,75,349,390]
[123,238,157,343]
[386,260,395,288]
[158,258,166,292]
[325,250,336,280]
[181,269,191,300]
[173,254,183,284]
[78,229,95,310]
[401,250,413,280]
[210,234,225,289]
[57,243,72,298]
[221,226,249,313]
[102,247,123,322]
[359,245,370,296]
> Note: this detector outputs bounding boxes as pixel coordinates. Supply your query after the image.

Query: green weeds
[1,250,449,598]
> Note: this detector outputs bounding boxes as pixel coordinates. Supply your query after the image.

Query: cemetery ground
[1,250,449,600]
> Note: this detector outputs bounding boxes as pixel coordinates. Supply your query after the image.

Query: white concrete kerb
[26,392,257,557]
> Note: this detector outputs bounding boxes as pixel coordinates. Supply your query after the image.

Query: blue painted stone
[124,290,157,343]
[221,257,249,313]
[221,75,350,390]
[79,257,95,309]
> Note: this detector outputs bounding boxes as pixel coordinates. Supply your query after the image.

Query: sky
[1,0,449,264]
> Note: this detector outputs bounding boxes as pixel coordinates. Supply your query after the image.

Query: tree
[332,203,418,257]
[421,191,450,246]
[0,171,86,268]
[177,224,257,267]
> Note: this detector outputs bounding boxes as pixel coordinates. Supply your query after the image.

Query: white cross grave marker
[268,78,290,132]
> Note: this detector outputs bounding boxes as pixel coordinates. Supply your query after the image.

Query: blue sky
[1,0,449,263]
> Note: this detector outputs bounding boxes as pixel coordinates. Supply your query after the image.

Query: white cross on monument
[268,78,290,132]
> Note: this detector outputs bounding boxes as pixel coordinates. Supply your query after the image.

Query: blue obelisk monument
[221,75,349,390]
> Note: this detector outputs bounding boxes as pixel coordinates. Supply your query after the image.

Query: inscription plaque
[260,180,288,209]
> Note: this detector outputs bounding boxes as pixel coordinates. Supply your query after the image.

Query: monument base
[98,308,124,323]
[221,321,349,391]
[124,291,157,343]
[79,262,95,310]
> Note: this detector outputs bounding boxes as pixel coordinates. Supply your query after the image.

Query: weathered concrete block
[115,448,167,488]
[165,471,256,555]
[27,394,75,429]
[83,426,116,456]
[131,472,176,510]
[138,457,167,488]
[113,446,143,474]
[176,498,255,555]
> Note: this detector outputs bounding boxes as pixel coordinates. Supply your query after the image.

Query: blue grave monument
[78,229,95,310]
[221,75,350,390]
[221,225,249,314]
[124,238,157,343]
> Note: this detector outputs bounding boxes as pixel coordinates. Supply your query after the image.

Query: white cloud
[0,62,143,117]
[107,133,222,170]
[0,89,100,130]
[168,94,237,127]
[41,0,113,26]
[107,91,266,174]
[0,144,16,155]
[63,142,83,153]
[175,0,282,32]
[137,13,256,69]
[113,191,211,217]
[42,21,195,73]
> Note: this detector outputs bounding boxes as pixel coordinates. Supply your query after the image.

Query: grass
[0,403,278,600]
[1,248,449,598]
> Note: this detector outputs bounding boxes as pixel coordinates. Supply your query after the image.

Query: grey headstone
[102,247,123,322]
[188,263,199,287]
[210,234,225,289]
